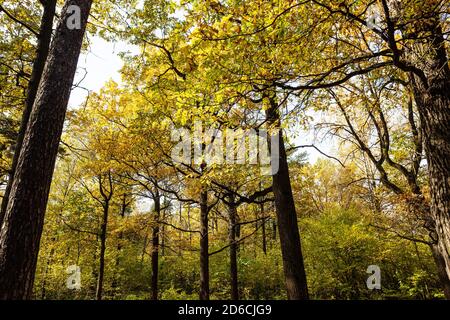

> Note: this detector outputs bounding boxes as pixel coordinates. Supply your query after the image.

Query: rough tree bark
[0,0,57,225]
[0,0,93,300]
[408,21,450,290]
[430,244,450,299]
[265,96,309,300]
[413,80,450,283]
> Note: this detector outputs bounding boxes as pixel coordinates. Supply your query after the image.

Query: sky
[69,37,134,108]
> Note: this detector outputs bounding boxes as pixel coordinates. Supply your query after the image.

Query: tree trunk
[260,202,267,254]
[96,201,109,300]
[91,237,98,295]
[227,195,239,300]
[151,194,161,300]
[409,22,450,289]
[161,209,166,257]
[112,195,128,293]
[265,98,309,300]
[272,219,277,241]
[412,197,450,299]
[413,83,450,288]
[0,0,92,300]
[199,190,210,300]
[0,0,57,225]
[430,243,450,299]
[187,205,192,246]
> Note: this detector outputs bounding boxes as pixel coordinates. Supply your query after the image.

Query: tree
[0,1,49,211]
[313,70,450,298]
[265,95,309,299]
[0,0,93,299]
[0,0,57,224]
[284,0,450,283]
[79,171,114,300]
[192,0,450,288]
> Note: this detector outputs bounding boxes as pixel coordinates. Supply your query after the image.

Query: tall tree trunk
[91,236,98,295]
[187,205,193,246]
[260,202,267,255]
[227,194,239,300]
[414,197,450,299]
[140,231,149,265]
[151,194,161,300]
[409,22,450,288]
[96,201,110,300]
[430,243,450,299]
[199,190,210,300]
[112,194,128,293]
[178,202,183,256]
[0,0,92,300]
[161,209,166,257]
[265,97,309,300]
[272,219,277,241]
[413,82,450,286]
[0,0,57,225]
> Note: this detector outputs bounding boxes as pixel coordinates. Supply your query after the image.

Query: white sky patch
[287,110,337,164]
[69,36,139,109]
[135,197,154,214]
